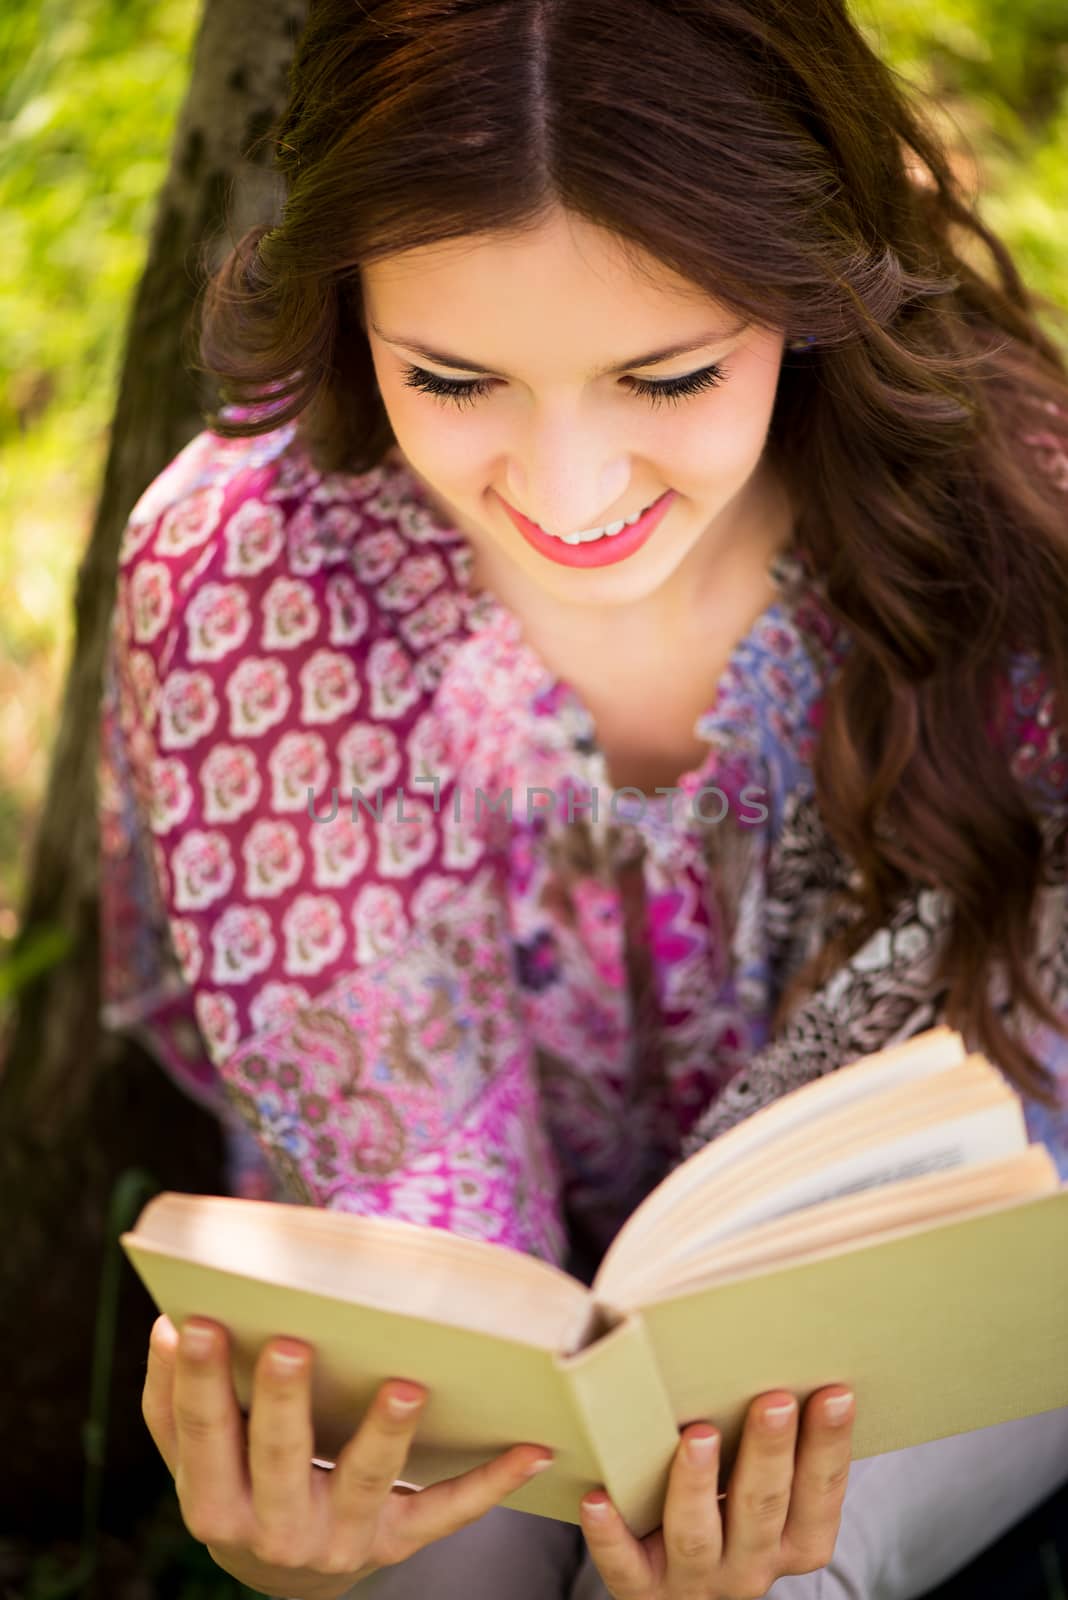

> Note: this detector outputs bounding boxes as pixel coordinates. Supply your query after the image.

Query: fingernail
[583,1494,610,1518]
[524,1455,554,1477]
[387,1387,424,1415]
[686,1429,719,1465]
[762,1399,797,1430]
[182,1323,215,1359]
[271,1347,306,1376]
[824,1391,854,1424]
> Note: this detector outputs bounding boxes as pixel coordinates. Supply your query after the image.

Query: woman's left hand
[579,1384,855,1599]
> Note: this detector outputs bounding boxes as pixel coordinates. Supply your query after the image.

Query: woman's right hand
[142,1313,555,1600]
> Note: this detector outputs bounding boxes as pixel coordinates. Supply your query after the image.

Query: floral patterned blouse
[97,403,1068,1282]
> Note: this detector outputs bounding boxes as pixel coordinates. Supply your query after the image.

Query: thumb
[142,1313,180,1477]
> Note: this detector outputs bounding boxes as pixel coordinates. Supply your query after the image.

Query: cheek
[664,400,762,486]
[370,352,438,441]
[377,382,490,493]
[403,409,489,485]
[376,369,443,447]
[677,364,779,479]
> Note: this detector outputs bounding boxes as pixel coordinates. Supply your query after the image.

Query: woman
[100,0,1068,1594]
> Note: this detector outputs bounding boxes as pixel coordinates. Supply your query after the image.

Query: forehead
[360,207,723,315]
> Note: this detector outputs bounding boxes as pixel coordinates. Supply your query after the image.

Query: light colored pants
[341,1403,1068,1598]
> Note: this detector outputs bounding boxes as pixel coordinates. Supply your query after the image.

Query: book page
[659,1083,1027,1266]
[596,1026,967,1290]
[627,1146,1057,1305]
[596,1057,1023,1300]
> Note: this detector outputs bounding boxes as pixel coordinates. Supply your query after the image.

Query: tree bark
[0,0,307,1537]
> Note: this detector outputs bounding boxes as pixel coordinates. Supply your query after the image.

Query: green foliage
[0,0,200,436]
[0,919,74,1002]
[852,0,1068,323]
[0,0,199,932]
[856,0,1068,125]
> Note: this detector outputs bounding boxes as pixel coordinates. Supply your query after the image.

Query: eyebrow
[369,318,749,379]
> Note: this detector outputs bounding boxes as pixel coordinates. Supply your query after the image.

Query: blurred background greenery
[0,0,200,948]
[0,1,1065,1593]
[0,0,1066,955]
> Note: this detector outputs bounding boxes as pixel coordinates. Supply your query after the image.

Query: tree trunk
[0,0,307,1538]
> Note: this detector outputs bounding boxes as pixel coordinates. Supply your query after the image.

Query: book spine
[552,1309,680,1539]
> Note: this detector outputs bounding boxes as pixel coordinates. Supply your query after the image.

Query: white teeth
[547,504,651,545]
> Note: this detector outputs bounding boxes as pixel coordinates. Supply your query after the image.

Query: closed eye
[400,361,731,412]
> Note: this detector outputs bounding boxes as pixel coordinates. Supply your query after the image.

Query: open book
[121,1026,1068,1537]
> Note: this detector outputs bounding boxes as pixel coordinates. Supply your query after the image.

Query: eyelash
[400,361,730,411]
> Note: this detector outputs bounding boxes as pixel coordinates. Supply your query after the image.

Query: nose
[502,418,632,537]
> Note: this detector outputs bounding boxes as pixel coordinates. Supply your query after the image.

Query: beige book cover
[120,1025,1068,1538]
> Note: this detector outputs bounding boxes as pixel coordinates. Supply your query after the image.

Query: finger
[329,1381,433,1534]
[722,1391,798,1574]
[142,1314,180,1477]
[172,1319,250,1545]
[662,1423,724,1585]
[780,1387,855,1572]
[247,1338,316,1544]
[578,1490,653,1600]
[333,1382,552,1557]
[408,1436,556,1548]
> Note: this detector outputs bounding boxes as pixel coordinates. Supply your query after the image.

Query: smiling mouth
[497,488,679,568]
[501,493,663,546]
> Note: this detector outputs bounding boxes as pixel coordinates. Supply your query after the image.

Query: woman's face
[361,207,787,617]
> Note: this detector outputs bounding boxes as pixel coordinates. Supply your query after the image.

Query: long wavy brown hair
[192,0,1068,1105]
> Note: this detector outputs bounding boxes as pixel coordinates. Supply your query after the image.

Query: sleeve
[101,430,569,1265]
[98,568,229,1118]
[99,531,289,1202]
